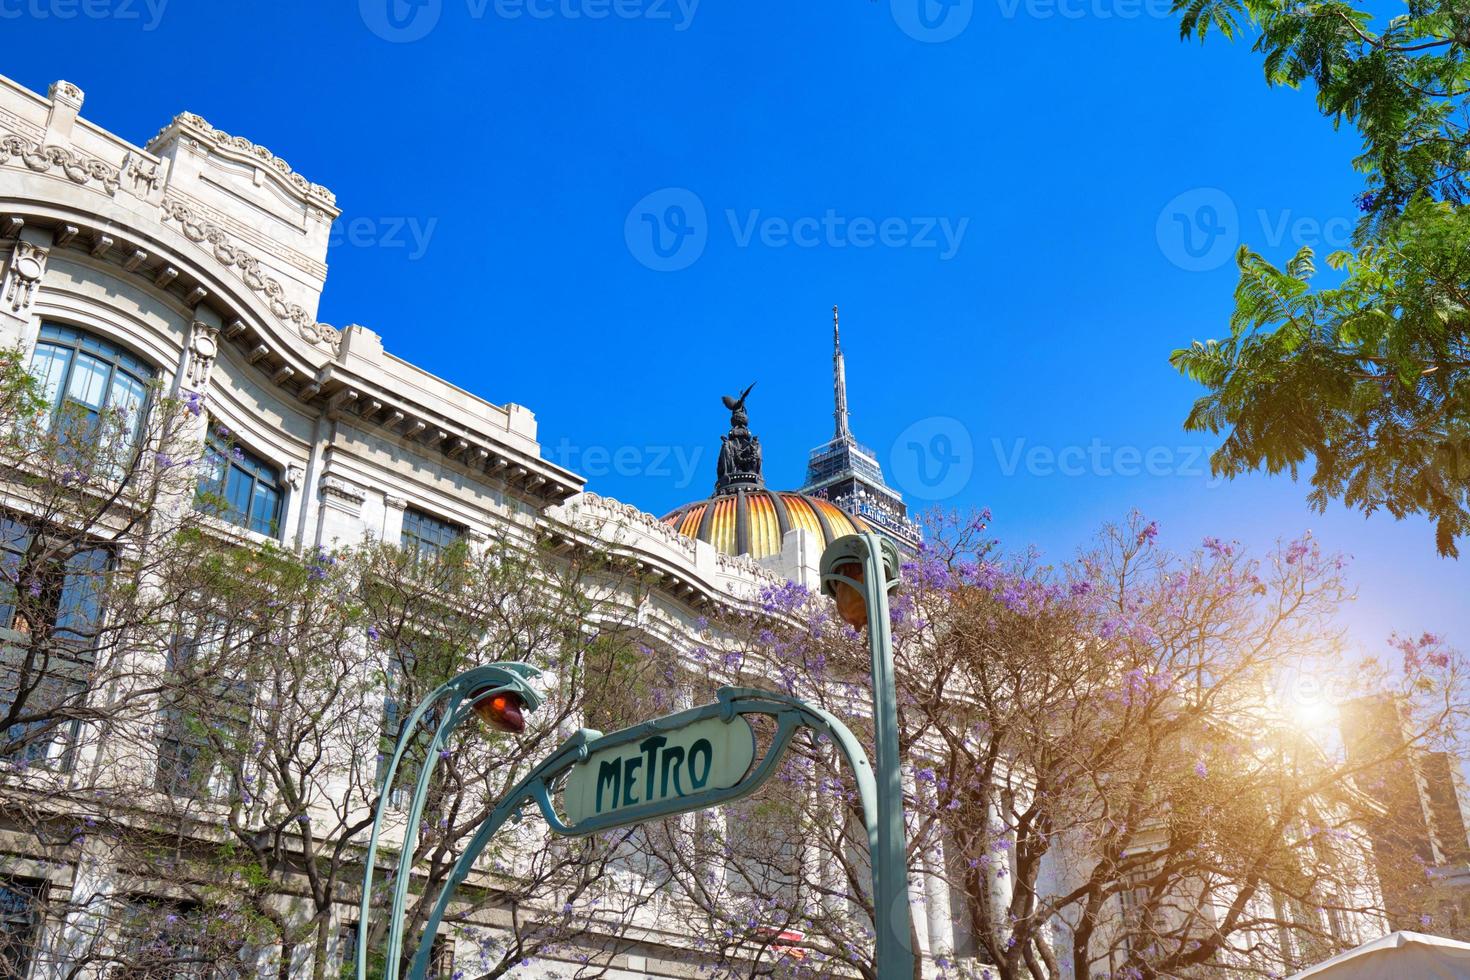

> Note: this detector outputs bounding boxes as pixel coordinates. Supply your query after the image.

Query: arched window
[195,429,285,538]
[30,324,155,448]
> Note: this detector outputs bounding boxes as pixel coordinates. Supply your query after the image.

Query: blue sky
[5,0,1464,659]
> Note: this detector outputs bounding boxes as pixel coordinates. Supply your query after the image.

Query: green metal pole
[859,531,916,979]
[356,662,543,980]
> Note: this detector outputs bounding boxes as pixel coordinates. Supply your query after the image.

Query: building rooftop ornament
[663,383,870,560]
[147,111,337,206]
[715,382,763,495]
[800,306,922,553]
[833,305,852,441]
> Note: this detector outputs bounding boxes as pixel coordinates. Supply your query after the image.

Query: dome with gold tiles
[660,384,869,559]
[663,489,870,560]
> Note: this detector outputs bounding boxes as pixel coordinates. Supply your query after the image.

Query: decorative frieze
[1,239,47,316]
[159,197,340,354]
[148,112,335,207]
[0,134,120,195]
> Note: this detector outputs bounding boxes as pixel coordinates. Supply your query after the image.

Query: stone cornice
[147,111,336,209]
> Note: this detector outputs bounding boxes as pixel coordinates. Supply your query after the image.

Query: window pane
[225,466,253,527]
[0,877,41,979]
[193,431,286,540]
[249,482,280,536]
[196,448,226,501]
[107,372,148,445]
[65,352,109,411]
[30,327,155,450]
[54,548,108,641]
[0,520,31,632]
[402,509,461,560]
[30,343,70,416]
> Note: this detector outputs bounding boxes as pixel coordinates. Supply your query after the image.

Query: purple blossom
[1137,520,1159,546]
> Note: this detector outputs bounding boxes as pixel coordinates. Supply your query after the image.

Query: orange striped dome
[661,490,870,560]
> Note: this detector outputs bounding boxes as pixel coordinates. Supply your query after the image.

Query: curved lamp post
[820,531,915,980]
[356,661,544,980]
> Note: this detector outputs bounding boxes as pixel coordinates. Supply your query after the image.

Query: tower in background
[799,307,922,554]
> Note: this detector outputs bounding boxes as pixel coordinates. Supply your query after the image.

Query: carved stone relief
[1,239,48,316]
[184,321,220,389]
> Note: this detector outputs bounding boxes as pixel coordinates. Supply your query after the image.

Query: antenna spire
[833,305,852,441]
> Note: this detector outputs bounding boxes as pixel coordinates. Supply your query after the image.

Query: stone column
[316,474,369,549]
[916,777,956,959]
[381,493,408,547]
[47,833,118,978]
[903,769,933,958]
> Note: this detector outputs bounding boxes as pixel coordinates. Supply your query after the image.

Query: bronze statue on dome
[722,383,756,431]
[715,383,765,494]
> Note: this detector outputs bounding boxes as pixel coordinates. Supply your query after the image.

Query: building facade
[0,74,994,978]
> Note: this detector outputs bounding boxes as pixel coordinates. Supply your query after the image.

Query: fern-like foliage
[1172,201,1470,556]
[1167,0,1470,555]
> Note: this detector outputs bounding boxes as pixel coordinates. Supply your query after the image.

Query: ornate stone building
[0,74,984,978]
[0,72,1400,980]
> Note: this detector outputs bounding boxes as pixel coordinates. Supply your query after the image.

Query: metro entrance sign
[359,676,894,980]
[563,715,756,825]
